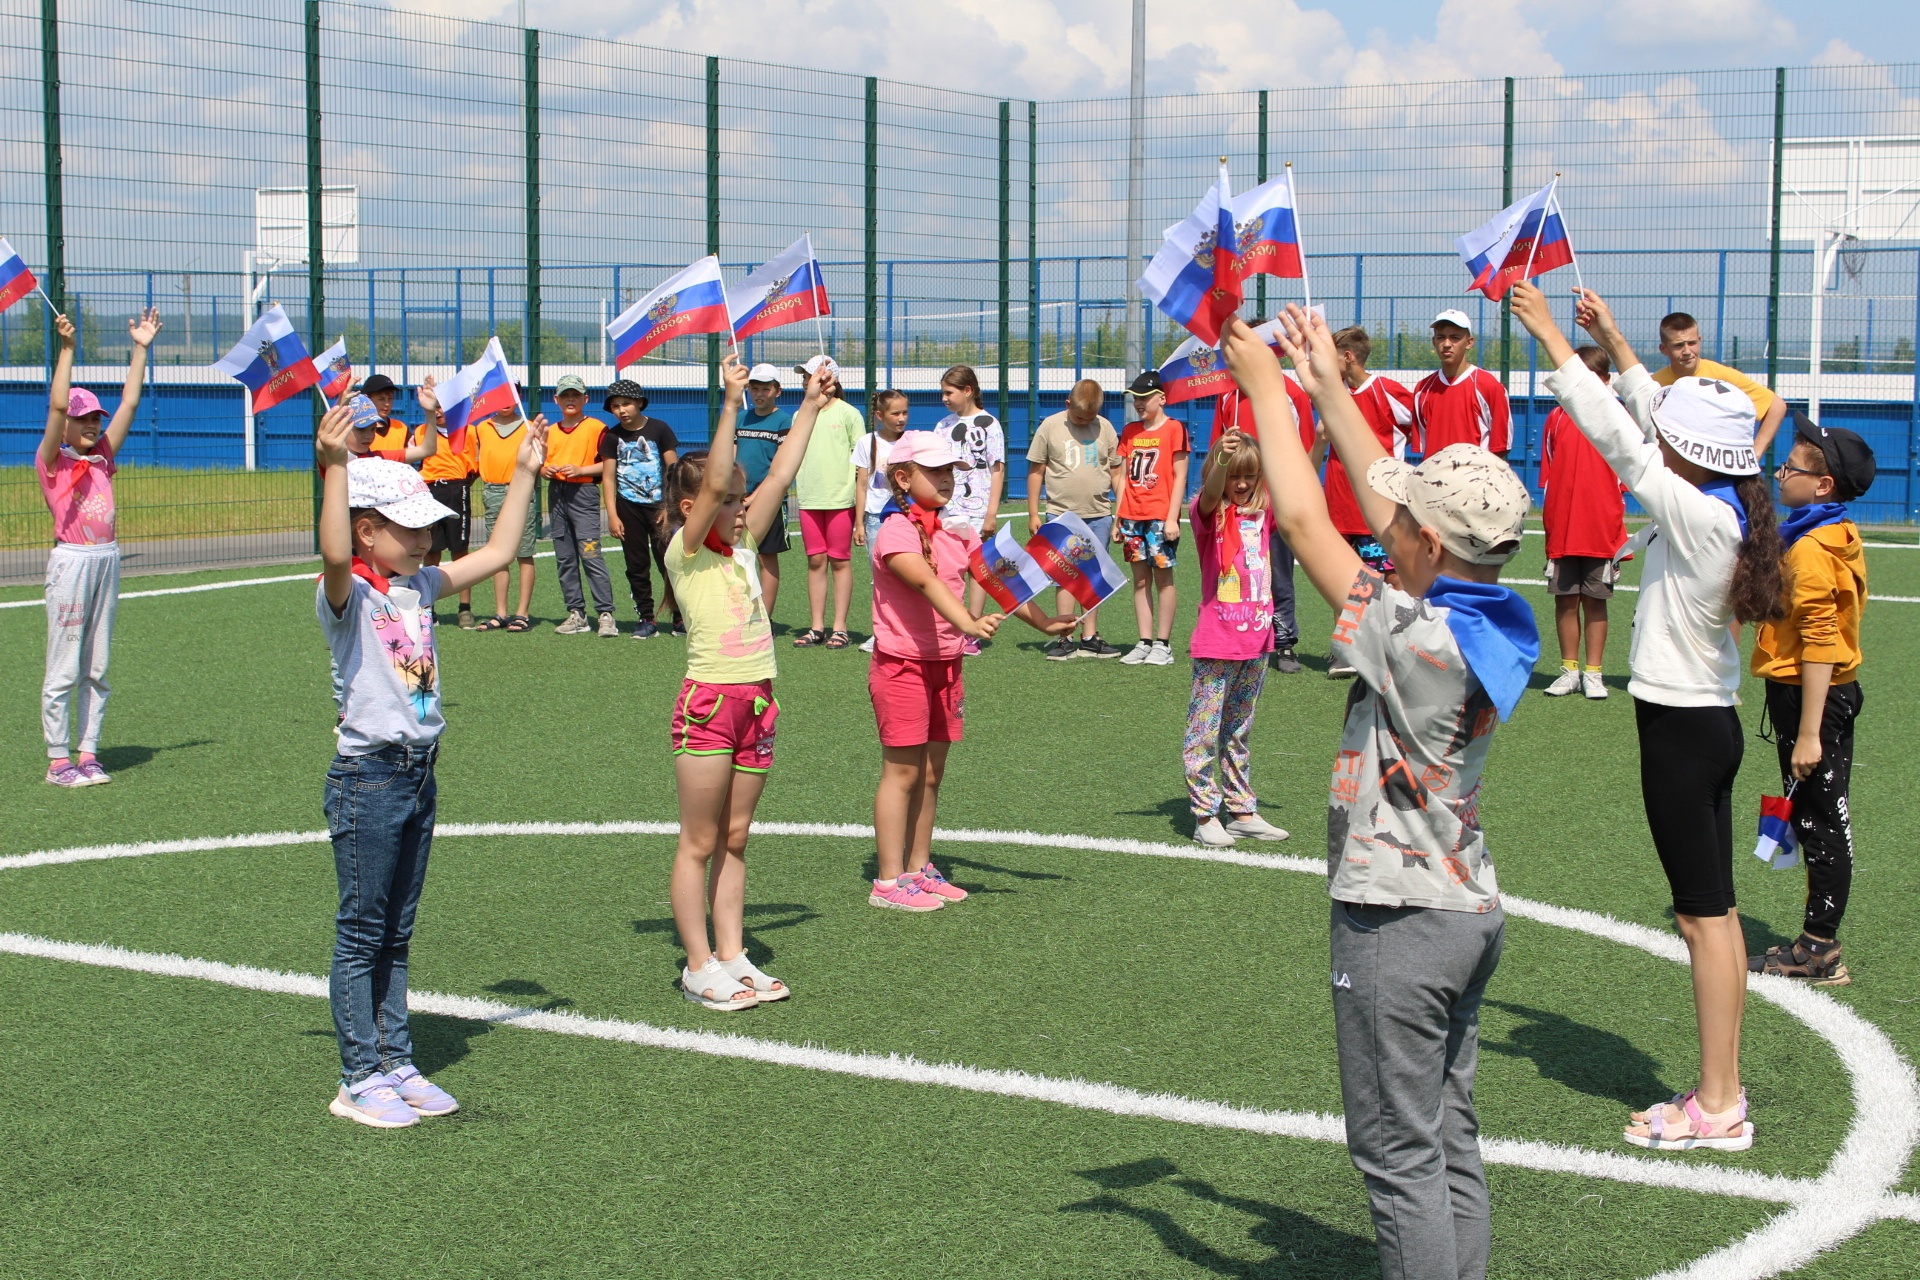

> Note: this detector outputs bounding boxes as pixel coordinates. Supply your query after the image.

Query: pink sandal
[1624,1089,1752,1151]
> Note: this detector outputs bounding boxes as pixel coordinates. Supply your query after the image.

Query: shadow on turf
[1481,999,1666,1107]
[1117,796,1198,840]
[853,852,1064,895]
[631,903,820,966]
[1062,1157,1374,1278]
[94,739,216,775]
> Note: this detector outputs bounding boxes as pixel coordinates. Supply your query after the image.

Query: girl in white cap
[35,307,161,787]
[1513,281,1787,1153]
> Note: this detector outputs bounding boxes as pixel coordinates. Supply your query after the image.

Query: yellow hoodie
[1751,519,1866,684]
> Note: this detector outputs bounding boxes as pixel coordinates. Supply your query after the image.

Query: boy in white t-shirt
[852,389,910,653]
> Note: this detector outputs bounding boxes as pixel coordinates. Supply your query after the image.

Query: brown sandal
[1749,935,1849,986]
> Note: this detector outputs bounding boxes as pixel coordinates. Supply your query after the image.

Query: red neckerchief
[701,525,736,557]
[902,500,943,544]
[350,557,392,596]
[1216,501,1246,587]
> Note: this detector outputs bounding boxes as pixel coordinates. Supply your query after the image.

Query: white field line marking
[1503,578,1920,606]
[0,572,316,609]
[4,822,1914,1280]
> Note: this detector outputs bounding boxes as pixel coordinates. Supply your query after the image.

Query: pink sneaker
[869,877,944,912]
[960,636,982,657]
[908,862,968,901]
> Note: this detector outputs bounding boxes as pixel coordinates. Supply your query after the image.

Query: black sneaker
[1269,645,1303,674]
[1043,637,1078,661]
[1076,635,1124,659]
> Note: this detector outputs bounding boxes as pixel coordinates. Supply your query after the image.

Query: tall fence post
[305,0,321,521]
[705,56,720,421]
[524,26,541,410]
[1767,66,1786,392]
[1909,246,1919,522]
[39,0,63,325]
[864,76,877,415]
[1499,76,1514,410]
[997,100,1010,426]
[1256,90,1268,320]
[1028,100,1038,433]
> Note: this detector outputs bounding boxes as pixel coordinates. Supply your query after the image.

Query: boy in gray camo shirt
[1224,306,1537,1280]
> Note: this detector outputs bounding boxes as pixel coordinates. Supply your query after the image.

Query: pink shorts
[869,652,964,747]
[799,507,854,559]
[671,679,779,773]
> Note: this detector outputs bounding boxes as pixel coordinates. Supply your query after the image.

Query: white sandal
[718,952,789,1002]
[681,956,759,1011]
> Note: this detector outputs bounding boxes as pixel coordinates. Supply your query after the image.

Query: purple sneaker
[45,762,86,788]
[76,760,111,786]
[328,1073,419,1129]
[387,1064,459,1117]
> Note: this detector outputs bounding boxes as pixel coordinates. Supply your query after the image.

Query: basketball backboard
[254,186,359,267]
[1775,136,1920,242]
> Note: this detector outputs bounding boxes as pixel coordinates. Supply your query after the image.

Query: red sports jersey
[1412,365,1511,455]
[1213,375,1314,451]
[1539,405,1627,560]
[1323,374,1415,537]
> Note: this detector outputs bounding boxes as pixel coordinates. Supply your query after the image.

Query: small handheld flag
[313,337,352,403]
[437,336,520,454]
[213,304,320,414]
[1753,792,1801,871]
[967,524,1055,612]
[606,256,734,370]
[727,234,831,342]
[1138,161,1243,345]
[1456,178,1575,301]
[1157,334,1234,405]
[1026,512,1128,612]
[1228,166,1304,282]
[0,238,41,314]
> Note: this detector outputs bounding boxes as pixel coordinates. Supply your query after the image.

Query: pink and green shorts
[671,678,779,773]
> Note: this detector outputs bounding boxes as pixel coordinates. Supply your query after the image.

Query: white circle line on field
[2,821,1913,1280]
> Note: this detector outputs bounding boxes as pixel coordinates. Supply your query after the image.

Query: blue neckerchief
[1779,502,1849,548]
[879,497,907,519]
[1423,576,1541,722]
[1698,477,1750,540]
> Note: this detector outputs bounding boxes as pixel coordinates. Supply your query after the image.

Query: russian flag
[967,523,1055,611]
[437,336,519,454]
[1229,166,1304,280]
[1158,333,1235,405]
[726,234,831,342]
[1139,162,1243,345]
[606,255,734,369]
[1752,793,1801,870]
[0,238,37,314]
[1026,512,1128,611]
[313,337,352,402]
[213,303,320,414]
[1456,179,1575,301]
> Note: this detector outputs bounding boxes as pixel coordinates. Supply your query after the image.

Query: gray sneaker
[554,610,591,635]
[1144,640,1175,666]
[1119,640,1154,665]
[1043,637,1078,662]
[329,1073,419,1129]
[597,612,619,638]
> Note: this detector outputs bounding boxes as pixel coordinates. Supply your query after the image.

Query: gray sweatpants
[43,541,121,758]
[548,480,613,615]
[1330,899,1505,1280]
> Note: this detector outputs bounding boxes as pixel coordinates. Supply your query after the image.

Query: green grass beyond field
[2,523,1918,1279]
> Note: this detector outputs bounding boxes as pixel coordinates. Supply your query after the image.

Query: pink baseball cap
[67,388,104,418]
[888,431,971,470]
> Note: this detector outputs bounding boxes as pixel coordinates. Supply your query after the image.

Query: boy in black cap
[359,374,436,464]
[1749,413,1876,986]
[598,378,681,638]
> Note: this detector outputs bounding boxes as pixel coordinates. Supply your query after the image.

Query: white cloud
[1601,0,1796,51]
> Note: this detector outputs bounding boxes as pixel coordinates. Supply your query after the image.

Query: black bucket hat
[603,378,649,413]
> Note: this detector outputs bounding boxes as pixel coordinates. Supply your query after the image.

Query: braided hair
[884,460,938,573]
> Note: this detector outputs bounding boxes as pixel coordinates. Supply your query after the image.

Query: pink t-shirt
[36,439,118,546]
[1188,494,1275,661]
[870,510,981,660]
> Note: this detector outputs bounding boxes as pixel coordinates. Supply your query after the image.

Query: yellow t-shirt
[1652,359,1775,422]
[665,526,776,684]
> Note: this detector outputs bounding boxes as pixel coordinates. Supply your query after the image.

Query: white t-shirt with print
[851,432,899,516]
[937,411,1004,527]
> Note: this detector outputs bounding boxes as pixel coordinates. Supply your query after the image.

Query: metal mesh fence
[1,0,1916,583]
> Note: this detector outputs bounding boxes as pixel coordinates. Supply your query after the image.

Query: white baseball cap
[795,354,839,378]
[346,457,458,528]
[1366,444,1529,565]
[1649,377,1760,476]
[747,363,781,384]
[1431,309,1474,334]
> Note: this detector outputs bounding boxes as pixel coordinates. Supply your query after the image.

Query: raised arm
[1566,285,1643,379]
[38,313,76,471]
[1271,306,1404,555]
[745,366,829,544]
[105,308,161,455]
[315,403,359,614]
[682,354,749,552]
[439,416,550,594]
[1220,315,1361,609]
[1195,425,1237,518]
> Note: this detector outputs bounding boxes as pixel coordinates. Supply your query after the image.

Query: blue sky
[409,0,1920,97]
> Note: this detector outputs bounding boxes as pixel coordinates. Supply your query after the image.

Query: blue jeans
[324,744,438,1086]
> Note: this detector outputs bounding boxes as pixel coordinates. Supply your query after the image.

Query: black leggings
[1634,699,1745,918]
[614,496,674,621]
[1764,679,1862,938]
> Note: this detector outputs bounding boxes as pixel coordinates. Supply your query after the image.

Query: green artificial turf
[1,516,1917,1278]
